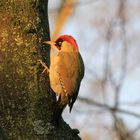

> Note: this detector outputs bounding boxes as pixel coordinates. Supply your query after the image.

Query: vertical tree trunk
[0,0,81,139]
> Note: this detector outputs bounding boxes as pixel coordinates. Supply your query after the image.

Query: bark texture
[0,0,81,139]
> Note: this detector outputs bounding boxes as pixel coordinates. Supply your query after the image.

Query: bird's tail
[53,95,66,125]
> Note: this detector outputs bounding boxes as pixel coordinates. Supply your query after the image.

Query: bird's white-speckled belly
[49,51,78,97]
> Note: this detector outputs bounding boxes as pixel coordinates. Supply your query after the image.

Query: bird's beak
[43,41,55,45]
[43,40,59,51]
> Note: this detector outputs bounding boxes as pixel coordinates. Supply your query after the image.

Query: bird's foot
[37,59,49,74]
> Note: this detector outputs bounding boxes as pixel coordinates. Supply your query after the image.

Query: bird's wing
[69,53,85,112]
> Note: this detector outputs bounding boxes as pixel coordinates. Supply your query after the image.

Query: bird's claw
[37,59,49,74]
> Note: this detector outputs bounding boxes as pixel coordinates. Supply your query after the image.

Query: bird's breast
[49,51,79,96]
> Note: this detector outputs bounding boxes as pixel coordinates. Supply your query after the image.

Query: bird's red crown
[55,35,79,52]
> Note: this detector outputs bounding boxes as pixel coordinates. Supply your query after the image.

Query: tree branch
[78,97,140,118]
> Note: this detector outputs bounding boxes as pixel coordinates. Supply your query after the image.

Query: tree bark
[0,0,81,139]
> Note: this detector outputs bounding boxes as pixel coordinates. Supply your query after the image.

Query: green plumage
[69,53,85,112]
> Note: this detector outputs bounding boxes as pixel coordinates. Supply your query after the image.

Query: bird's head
[44,35,79,53]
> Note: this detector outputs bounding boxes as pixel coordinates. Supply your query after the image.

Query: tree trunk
[0,0,81,139]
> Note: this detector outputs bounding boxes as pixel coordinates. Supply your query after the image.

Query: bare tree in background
[78,0,140,139]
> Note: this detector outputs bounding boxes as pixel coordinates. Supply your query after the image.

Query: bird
[40,35,85,124]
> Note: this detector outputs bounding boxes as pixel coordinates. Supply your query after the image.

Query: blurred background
[48,0,140,139]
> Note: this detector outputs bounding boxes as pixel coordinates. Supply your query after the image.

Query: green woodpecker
[43,35,85,124]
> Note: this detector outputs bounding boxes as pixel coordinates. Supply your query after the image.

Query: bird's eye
[56,41,62,47]
[55,39,63,50]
